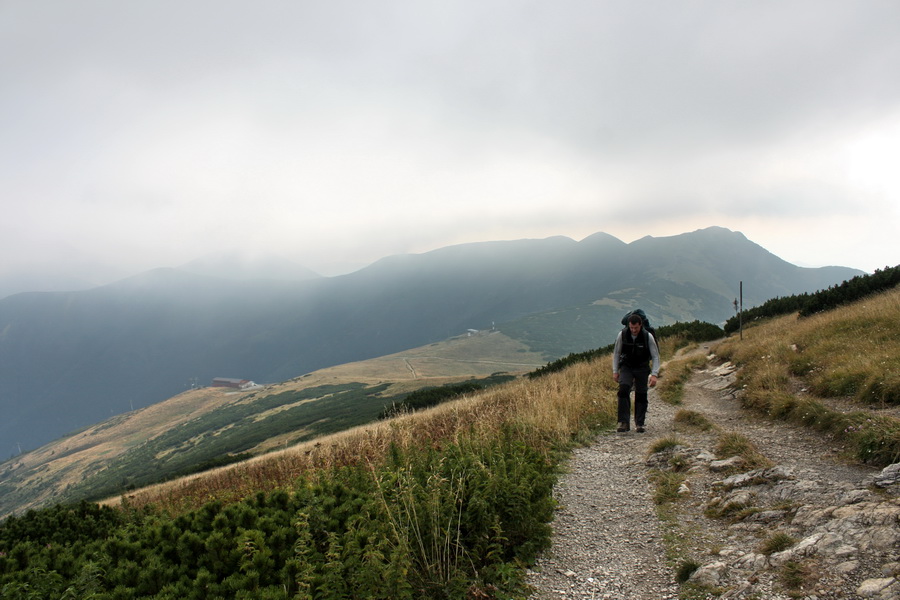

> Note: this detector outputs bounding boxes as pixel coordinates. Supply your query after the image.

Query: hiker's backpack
[621,309,658,342]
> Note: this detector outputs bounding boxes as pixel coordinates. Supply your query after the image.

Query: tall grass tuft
[649,470,687,505]
[759,532,796,556]
[649,436,684,454]
[715,432,772,470]
[674,409,714,432]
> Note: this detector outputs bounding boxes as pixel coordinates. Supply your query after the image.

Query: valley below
[0,329,545,518]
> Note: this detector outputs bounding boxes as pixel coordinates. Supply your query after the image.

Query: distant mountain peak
[690,226,747,239]
[578,232,626,247]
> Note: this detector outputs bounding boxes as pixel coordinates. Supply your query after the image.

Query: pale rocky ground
[526,346,900,600]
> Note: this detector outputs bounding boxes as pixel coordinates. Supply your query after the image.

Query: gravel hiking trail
[526,343,883,600]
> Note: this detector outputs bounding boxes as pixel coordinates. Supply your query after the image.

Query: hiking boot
[636,425,646,433]
[616,422,630,432]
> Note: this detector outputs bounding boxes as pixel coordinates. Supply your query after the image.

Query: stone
[690,561,728,587]
[856,577,896,597]
[775,531,844,560]
[859,526,900,552]
[710,456,745,472]
[702,375,734,391]
[836,560,859,574]
[695,450,716,462]
[744,509,787,523]
[719,465,793,489]
[733,552,768,570]
[840,489,872,504]
[792,505,836,528]
[723,489,755,509]
[873,463,900,488]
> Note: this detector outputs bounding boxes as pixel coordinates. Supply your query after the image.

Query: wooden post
[739,281,743,340]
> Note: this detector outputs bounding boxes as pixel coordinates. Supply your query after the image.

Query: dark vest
[620,327,652,369]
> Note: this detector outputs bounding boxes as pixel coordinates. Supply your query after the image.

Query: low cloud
[2,1,898,285]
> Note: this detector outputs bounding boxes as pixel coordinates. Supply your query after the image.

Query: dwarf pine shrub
[0,428,558,599]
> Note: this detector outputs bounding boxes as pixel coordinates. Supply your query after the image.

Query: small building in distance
[211,377,256,390]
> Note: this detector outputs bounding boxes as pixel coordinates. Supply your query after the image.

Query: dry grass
[111,356,619,514]
[650,469,687,505]
[674,409,714,432]
[656,354,707,405]
[716,287,900,466]
[759,531,797,556]
[718,288,900,406]
[648,436,684,454]
[779,560,819,595]
[714,432,773,470]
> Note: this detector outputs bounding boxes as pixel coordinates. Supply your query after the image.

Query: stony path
[526,346,900,600]
[526,378,681,599]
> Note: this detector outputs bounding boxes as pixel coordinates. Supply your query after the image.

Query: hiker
[612,312,660,433]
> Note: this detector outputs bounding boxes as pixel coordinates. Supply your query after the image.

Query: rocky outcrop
[649,444,900,599]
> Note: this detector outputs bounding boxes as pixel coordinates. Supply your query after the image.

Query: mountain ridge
[0,227,863,454]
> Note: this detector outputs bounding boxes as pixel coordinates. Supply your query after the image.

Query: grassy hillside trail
[526,342,888,600]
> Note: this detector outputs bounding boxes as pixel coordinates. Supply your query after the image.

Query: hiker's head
[627,314,643,335]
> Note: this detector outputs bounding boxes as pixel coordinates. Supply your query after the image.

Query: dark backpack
[621,309,658,342]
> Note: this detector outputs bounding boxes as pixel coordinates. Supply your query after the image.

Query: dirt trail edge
[526,345,900,600]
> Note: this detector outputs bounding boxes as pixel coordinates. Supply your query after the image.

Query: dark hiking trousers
[617,365,650,427]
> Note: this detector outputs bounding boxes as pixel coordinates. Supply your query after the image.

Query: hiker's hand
[649,375,658,388]
[613,373,619,383]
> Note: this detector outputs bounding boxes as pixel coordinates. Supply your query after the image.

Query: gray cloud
[2,0,899,287]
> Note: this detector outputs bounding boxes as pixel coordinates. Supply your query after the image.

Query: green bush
[656,321,724,344]
[0,431,558,599]
[527,346,613,379]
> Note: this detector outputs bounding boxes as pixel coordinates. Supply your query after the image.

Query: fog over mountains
[0,227,863,454]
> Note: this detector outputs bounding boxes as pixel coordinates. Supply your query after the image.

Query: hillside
[113,283,899,515]
[0,287,897,598]
[0,226,863,453]
[0,330,545,518]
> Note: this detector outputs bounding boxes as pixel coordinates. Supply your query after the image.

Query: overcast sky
[2,1,899,288]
